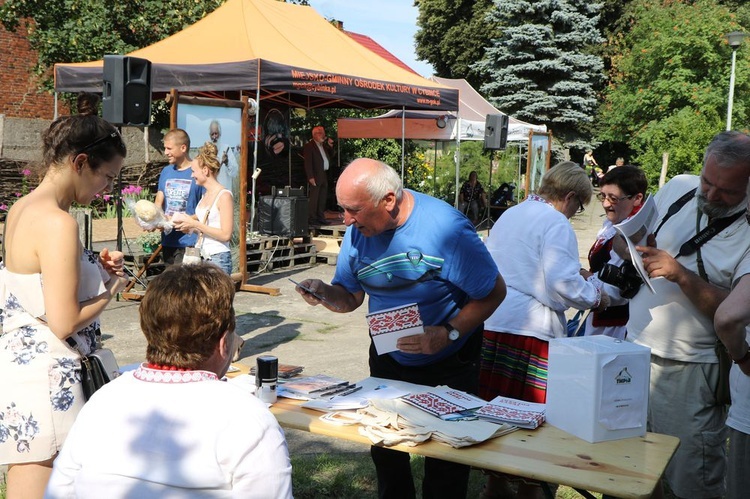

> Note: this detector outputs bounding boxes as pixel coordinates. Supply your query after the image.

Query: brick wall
[0,18,58,119]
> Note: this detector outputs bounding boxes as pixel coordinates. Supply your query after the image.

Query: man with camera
[627,131,750,499]
[585,166,648,339]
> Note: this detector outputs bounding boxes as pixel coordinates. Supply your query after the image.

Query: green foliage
[597,0,748,184]
[428,142,522,204]
[414,0,497,88]
[630,108,722,189]
[475,0,605,150]
[0,0,225,89]
[599,0,745,141]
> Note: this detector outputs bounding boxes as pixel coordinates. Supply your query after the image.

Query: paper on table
[302,381,411,412]
[402,386,487,418]
[366,303,424,355]
[613,194,658,293]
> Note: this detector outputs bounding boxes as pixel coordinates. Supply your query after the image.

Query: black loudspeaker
[259,196,309,237]
[484,114,509,150]
[102,55,152,126]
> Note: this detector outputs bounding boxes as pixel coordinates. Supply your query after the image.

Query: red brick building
[0,18,56,119]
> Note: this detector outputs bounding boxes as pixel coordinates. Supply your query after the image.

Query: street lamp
[726,31,747,131]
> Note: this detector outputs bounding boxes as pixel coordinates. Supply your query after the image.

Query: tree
[414,0,497,89]
[597,0,748,185]
[0,0,228,88]
[474,0,605,150]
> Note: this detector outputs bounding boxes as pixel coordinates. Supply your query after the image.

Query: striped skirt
[479,330,549,404]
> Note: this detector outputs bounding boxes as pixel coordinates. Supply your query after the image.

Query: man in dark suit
[304,125,335,225]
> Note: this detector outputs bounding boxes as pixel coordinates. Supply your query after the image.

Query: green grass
[290,453,600,498]
[0,456,600,498]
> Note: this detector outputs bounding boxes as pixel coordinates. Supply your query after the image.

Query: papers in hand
[475,396,546,429]
[613,194,657,293]
[366,303,424,355]
[402,386,487,419]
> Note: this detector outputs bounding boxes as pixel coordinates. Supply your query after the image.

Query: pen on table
[334,385,363,398]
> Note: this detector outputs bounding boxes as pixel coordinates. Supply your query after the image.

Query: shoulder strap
[678,209,745,258]
[653,188,696,237]
[195,190,225,248]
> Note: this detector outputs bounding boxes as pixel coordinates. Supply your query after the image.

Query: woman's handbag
[80,348,120,401]
[182,246,202,265]
[566,310,589,337]
[68,331,120,401]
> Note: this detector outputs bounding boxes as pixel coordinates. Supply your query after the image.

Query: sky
[306,0,435,78]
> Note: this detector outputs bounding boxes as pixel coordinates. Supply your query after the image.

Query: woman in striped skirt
[479,162,609,499]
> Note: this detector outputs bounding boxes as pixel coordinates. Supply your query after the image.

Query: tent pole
[287,96,292,186]
[433,142,437,197]
[249,86,261,240]
[517,143,523,203]
[400,106,405,181]
[455,118,461,209]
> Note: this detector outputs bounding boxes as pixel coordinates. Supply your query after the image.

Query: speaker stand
[475,150,495,231]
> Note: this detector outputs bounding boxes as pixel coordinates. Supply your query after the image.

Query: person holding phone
[294,158,506,498]
[0,100,129,498]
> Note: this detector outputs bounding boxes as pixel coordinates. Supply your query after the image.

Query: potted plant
[136,231,161,254]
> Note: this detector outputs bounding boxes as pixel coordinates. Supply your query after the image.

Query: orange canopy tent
[53,0,457,111]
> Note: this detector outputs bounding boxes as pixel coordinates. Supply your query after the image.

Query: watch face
[448,329,460,341]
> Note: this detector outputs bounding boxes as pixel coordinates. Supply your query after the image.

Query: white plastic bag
[125,198,173,235]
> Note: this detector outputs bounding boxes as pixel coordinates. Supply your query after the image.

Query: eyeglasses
[75,130,122,157]
[596,192,634,204]
[575,195,585,214]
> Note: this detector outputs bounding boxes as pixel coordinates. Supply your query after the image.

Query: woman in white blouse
[479,162,609,499]
[173,142,233,274]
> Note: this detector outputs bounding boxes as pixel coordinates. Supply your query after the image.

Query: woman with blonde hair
[0,106,129,498]
[479,161,609,499]
[172,141,233,275]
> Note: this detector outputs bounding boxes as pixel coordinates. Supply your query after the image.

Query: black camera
[598,262,643,299]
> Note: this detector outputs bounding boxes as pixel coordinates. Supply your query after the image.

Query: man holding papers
[294,158,506,499]
[627,131,750,499]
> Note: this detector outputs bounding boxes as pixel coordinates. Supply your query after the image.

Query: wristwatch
[443,323,460,342]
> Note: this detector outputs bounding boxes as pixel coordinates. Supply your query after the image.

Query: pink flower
[103,195,112,202]
[22,169,31,176]
[0,204,8,211]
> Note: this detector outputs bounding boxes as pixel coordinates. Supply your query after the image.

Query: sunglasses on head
[75,130,122,157]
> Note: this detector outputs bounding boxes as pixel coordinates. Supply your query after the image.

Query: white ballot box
[546,335,650,443]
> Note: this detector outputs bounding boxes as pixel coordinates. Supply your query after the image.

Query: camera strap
[653,186,745,260]
[678,209,744,258]
[653,188,696,237]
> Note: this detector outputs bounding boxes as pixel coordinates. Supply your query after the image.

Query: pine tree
[475,0,605,149]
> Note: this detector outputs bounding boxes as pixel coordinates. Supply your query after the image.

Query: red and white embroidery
[133,364,219,383]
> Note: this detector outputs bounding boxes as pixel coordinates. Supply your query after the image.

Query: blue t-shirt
[157,164,204,248]
[332,190,499,366]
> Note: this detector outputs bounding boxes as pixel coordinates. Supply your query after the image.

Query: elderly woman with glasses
[479,161,608,499]
[584,166,648,340]
[0,94,129,498]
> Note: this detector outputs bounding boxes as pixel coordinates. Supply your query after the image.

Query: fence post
[71,207,93,250]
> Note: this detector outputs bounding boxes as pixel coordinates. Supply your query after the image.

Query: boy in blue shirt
[154,129,203,264]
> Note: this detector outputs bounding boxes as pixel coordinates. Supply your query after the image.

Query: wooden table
[267,378,679,499]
